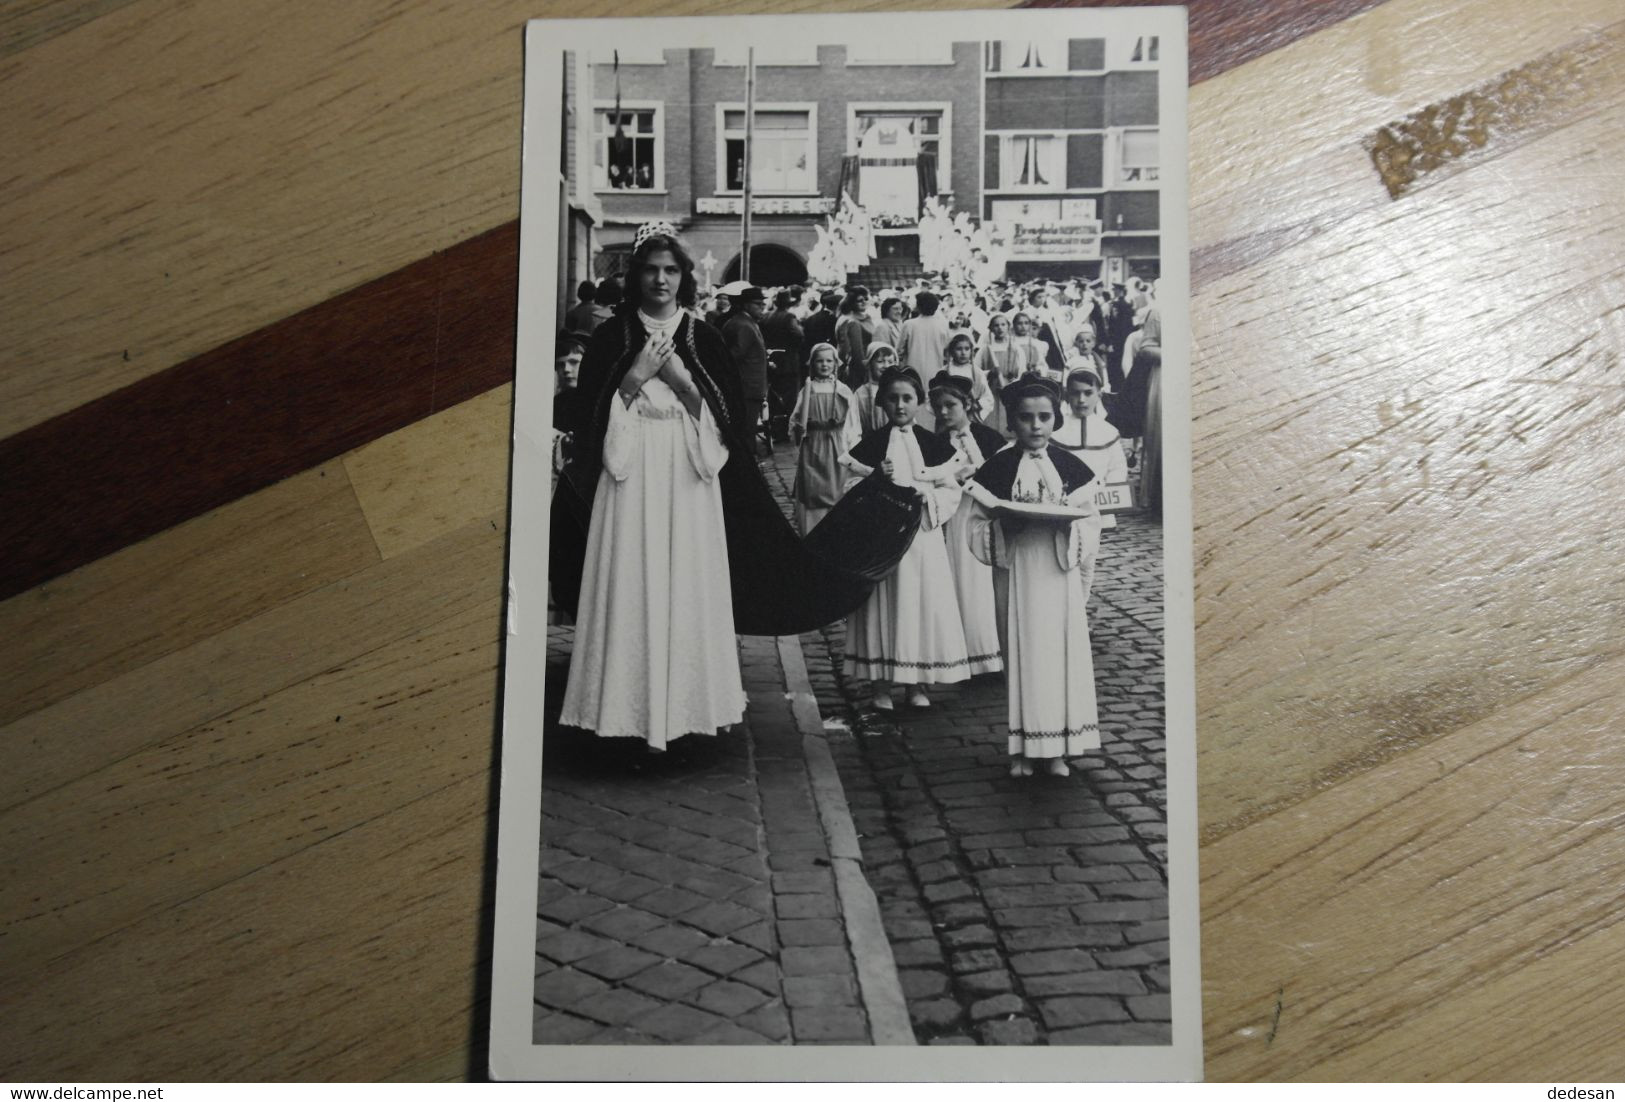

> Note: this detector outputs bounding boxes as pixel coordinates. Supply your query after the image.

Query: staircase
[850,258,928,288]
[849,232,928,289]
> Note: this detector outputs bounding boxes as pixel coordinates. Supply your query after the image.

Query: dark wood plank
[0,1,1389,602]
[1019,0,1391,84]
[0,223,518,602]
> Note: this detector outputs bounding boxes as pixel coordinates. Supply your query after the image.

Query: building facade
[557,33,1159,315]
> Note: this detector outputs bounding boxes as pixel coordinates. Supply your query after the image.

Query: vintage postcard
[491,6,1198,1080]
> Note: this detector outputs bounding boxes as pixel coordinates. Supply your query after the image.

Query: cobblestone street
[532,440,1169,1047]
[765,443,1172,1046]
[533,624,907,1045]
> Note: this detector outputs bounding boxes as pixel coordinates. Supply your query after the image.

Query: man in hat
[761,289,805,440]
[719,280,769,446]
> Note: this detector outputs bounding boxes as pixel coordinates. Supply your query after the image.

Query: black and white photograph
[491,7,1197,1080]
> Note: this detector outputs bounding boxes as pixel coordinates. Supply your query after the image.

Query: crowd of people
[551,218,1162,779]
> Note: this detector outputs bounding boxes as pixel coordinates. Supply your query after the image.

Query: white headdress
[633,219,681,251]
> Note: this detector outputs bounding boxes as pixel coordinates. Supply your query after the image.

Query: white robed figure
[963,374,1103,779]
[559,224,747,749]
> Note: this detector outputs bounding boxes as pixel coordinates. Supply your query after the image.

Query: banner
[994,219,1104,260]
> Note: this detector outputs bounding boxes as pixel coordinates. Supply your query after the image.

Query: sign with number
[1094,481,1135,512]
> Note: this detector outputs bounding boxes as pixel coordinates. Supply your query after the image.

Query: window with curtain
[1116,128,1159,185]
[1000,134,1062,190]
[1110,35,1159,67]
[721,108,814,193]
[985,40,1061,73]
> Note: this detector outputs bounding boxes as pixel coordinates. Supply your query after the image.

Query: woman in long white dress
[558,224,747,749]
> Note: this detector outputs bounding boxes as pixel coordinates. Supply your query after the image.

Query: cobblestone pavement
[764,442,1171,1046]
[533,626,876,1044]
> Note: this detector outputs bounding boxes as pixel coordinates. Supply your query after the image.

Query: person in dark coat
[719,281,769,445]
[562,280,597,334]
[801,291,841,371]
[760,289,805,435]
[1103,283,1137,392]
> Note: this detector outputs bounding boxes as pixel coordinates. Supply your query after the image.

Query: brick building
[556,36,1160,317]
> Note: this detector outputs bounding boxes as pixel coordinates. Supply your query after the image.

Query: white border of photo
[491,5,1197,1081]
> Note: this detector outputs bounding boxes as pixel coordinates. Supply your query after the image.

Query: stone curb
[774,633,916,1047]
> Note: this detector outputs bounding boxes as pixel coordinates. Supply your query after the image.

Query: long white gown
[558,364,746,749]
[966,455,1103,759]
[840,428,972,686]
[940,427,1003,676]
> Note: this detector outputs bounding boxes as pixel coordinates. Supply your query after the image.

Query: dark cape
[938,420,1007,463]
[971,444,1096,500]
[549,310,885,636]
[800,423,957,583]
[845,423,958,470]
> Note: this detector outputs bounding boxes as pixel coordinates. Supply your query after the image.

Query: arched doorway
[721,243,808,287]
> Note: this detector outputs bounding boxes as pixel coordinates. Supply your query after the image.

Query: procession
[530,33,1173,1048]
[551,216,1163,779]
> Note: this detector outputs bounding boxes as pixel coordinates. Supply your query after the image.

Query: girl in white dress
[559,226,747,749]
[964,374,1104,778]
[839,368,972,711]
[928,372,1005,679]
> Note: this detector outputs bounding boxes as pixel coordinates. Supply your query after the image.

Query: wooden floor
[3,0,1623,1082]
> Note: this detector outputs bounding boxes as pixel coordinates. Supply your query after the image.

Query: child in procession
[929,372,1006,679]
[943,331,995,424]
[964,374,1104,778]
[840,367,973,711]
[789,342,856,535]
[844,341,899,439]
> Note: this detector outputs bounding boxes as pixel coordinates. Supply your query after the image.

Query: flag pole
[741,47,755,283]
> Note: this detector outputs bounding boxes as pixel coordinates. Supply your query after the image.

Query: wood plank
[1202,652,1625,1081]
[1190,34,1625,839]
[1189,0,1624,275]
[0,502,502,811]
[0,0,534,439]
[0,516,506,1080]
[0,223,517,603]
[0,462,379,729]
[0,0,142,60]
[342,386,515,561]
[0,771,492,1081]
[0,557,499,978]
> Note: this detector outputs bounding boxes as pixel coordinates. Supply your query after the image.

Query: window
[712,43,819,66]
[1114,128,1159,186]
[1111,35,1160,67]
[718,106,815,194]
[845,42,953,65]
[592,103,662,190]
[849,108,950,192]
[998,134,1063,190]
[985,40,1062,73]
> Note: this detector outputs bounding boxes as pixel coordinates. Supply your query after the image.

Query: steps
[849,258,928,289]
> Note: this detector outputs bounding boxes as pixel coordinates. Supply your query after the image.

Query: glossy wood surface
[2,0,1622,1082]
